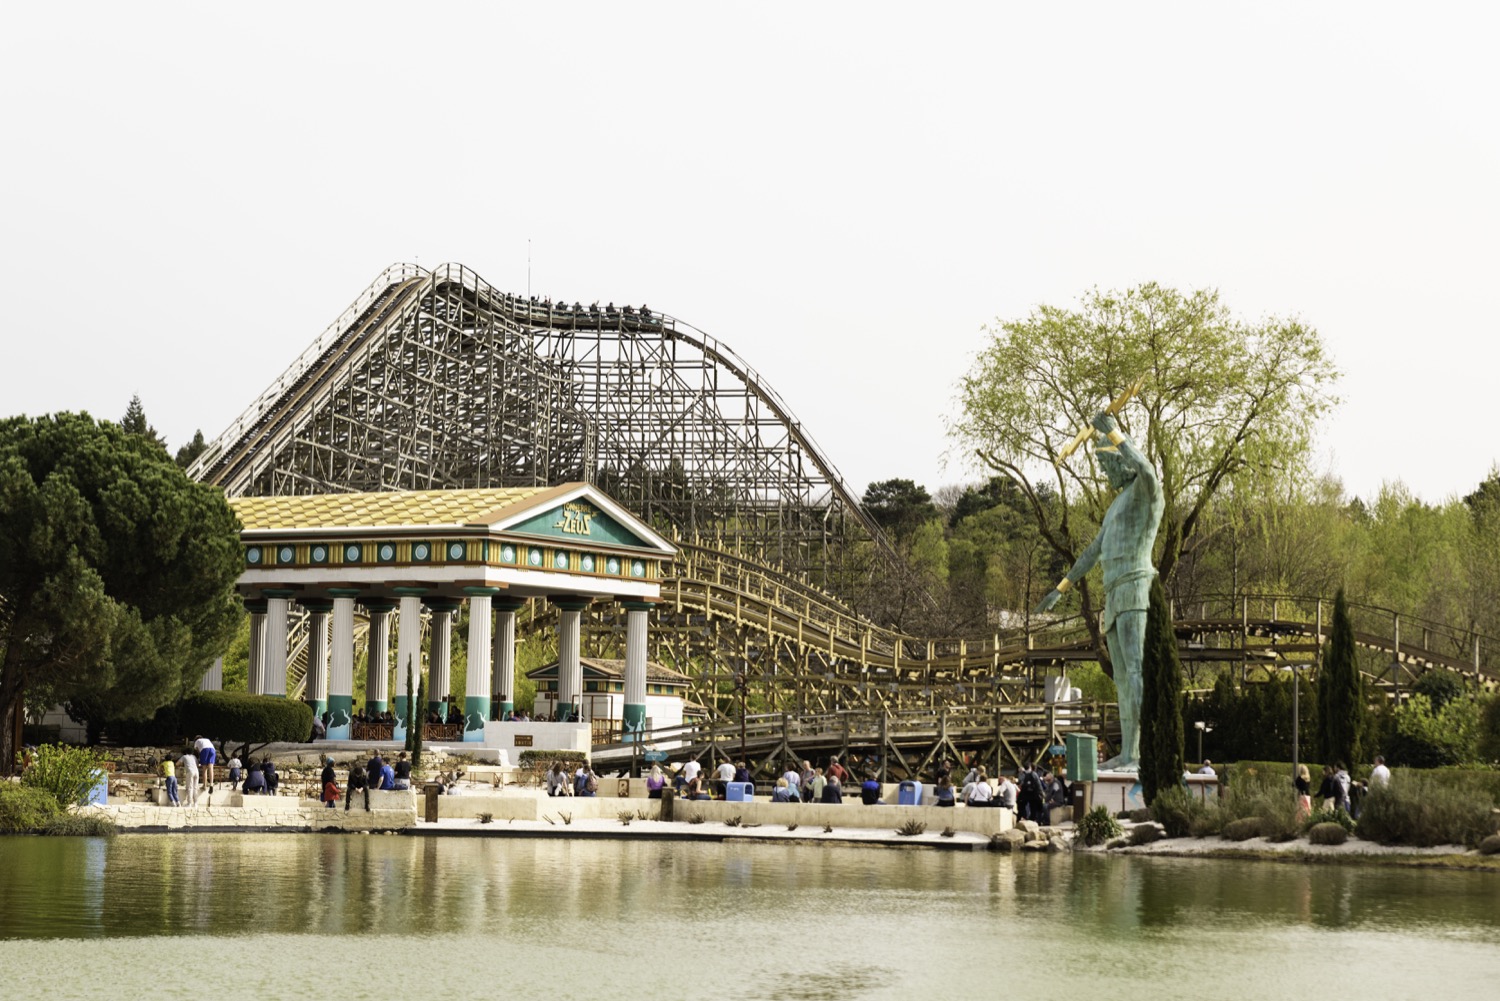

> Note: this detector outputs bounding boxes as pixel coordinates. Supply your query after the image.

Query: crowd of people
[543,761,601,797]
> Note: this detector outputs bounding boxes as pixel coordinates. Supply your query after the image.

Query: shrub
[0,784,63,832]
[517,749,589,770]
[1309,822,1348,845]
[1129,823,1163,846]
[1150,786,1203,839]
[21,744,109,808]
[896,819,926,837]
[41,814,117,837]
[1304,806,1355,834]
[1221,817,1263,841]
[1076,806,1123,847]
[180,691,313,745]
[1477,834,1500,856]
[1224,788,1303,843]
[1356,771,1496,847]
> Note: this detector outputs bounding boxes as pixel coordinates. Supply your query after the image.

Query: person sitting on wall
[366,754,384,792]
[771,778,793,802]
[646,764,666,799]
[821,774,844,804]
[860,776,882,805]
[446,705,462,726]
[963,771,993,807]
[934,773,956,807]
[345,761,369,811]
[994,774,1018,812]
[393,752,412,791]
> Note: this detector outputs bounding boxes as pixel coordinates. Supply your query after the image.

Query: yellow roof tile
[230,487,552,532]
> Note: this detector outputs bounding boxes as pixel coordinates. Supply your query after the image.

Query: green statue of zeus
[1035,412,1164,771]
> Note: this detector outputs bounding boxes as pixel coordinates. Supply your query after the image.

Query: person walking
[320,757,339,809]
[1294,764,1312,820]
[1370,755,1392,788]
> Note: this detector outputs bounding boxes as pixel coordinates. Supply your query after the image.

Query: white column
[397,594,424,706]
[557,602,584,720]
[427,603,455,712]
[328,596,355,735]
[199,657,224,692]
[466,594,493,713]
[246,601,267,695]
[492,601,520,717]
[624,604,649,736]
[263,596,290,698]
[305,604,330,709]
[363,602,395,711]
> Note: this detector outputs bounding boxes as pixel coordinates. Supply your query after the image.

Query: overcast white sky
[4,3,1497,505]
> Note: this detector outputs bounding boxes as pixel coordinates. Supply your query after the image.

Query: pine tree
[1139,577,1185,805]
[119,394,167,450]
[174,429,208,469]
[1318,588,1364,769]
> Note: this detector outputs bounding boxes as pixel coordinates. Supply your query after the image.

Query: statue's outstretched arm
[1034,531,1102,613]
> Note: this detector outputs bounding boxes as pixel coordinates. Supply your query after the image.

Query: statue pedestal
[1090,771,1222,816]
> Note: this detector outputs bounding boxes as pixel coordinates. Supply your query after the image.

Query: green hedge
[179,691,313,744]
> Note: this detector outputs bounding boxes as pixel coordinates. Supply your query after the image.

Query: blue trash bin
[898,781,923,806]
[726,781,755,802]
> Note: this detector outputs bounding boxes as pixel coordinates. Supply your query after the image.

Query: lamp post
[1194,720,1213,764]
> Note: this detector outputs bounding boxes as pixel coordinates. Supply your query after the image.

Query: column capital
[493,597,528,613]
[263,588,298,600]
[244,598,268,614]
[424,596,463,614]
[359,597,399,613]
[327,587,364,598]
[300,598,334,614]
[463,586,501,597]
[619,600,657,612]
[393,586,430,597]
[549,595,593,612]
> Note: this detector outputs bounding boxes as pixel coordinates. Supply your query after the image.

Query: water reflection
[2,835,1499,1000]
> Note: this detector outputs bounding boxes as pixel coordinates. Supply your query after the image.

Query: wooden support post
[879,711,889,783]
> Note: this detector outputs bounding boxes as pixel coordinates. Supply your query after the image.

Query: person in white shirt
[682,759,702,784]
[963,772,993,806]
[178,748,200,807]
[715,760,736,799]
[1197,760,1216,777]
[1370,755,1391,787]
[995,775,1018,811]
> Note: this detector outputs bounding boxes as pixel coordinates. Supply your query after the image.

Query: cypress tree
[1140,577,1185,806]
[404,660,415,753]
[412,672,427,771]
[1317,587,1363,768]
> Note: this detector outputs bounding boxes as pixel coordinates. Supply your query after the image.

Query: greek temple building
[212,483,676,743]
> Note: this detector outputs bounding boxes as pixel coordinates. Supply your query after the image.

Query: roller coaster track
[197,264,1496,733]
[189,263,899,580]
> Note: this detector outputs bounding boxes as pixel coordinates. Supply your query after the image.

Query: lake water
[1,834,1497,1000]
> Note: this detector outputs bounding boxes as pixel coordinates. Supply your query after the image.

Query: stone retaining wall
[89,789,417,832]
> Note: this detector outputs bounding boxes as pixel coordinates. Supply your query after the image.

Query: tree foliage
[119,394,167,451]
[1317,588,1364,768]
[1140,578,1185,806]
[0,413,243,773]
[950,283,1337,661]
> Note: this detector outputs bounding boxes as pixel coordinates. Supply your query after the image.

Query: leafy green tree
[1317,588,1364,769]
[1140,578,1185,806]
[21,744,109,807]
[1386,692,1480,768]
[951,283,1337,663]
[0,413,242,774]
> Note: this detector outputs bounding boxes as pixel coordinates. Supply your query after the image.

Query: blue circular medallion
[448,541,465,560]
[279,546,294,564]
[246,547,261,564]
[345,544,362,562]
